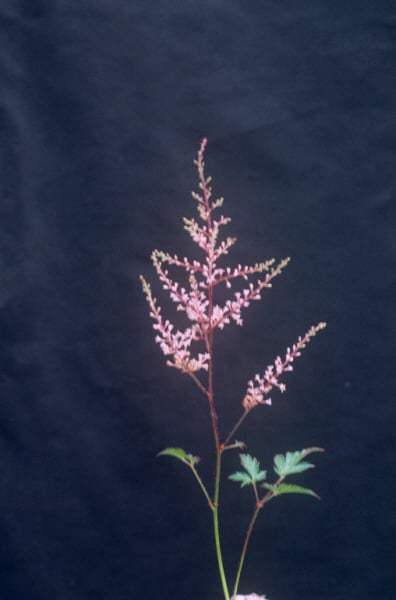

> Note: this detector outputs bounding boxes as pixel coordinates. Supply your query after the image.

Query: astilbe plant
[140,139,326,600]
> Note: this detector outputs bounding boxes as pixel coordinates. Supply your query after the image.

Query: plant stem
[188,371,210,398]
[222,408,251,448]
[189,464,213,508]
[207,309,229,599]
[212,449,230,600]
[233,504,261,598]
[208,261,229,599]
[199,154,230,600]
[233,482,281,597]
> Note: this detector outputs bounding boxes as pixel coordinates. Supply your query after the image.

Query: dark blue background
[0,2,395,599]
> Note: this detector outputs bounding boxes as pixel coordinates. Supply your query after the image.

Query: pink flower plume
[243,322,327,410]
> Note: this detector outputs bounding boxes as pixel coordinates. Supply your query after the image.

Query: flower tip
[140,275,150,292]
[199,138,208,156]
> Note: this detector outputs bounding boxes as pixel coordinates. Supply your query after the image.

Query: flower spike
[243,322,327,410]
[140,140,294,379]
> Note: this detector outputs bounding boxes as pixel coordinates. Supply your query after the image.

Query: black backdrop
[1,2,395,600]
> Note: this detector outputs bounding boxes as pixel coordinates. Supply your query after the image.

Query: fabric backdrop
[0,2,395,599]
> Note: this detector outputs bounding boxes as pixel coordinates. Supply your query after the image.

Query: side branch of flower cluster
[243,322,327,411]
[140,275,210,374]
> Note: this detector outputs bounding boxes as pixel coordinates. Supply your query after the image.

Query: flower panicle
[140,140,293,377]
[243,322,327,411]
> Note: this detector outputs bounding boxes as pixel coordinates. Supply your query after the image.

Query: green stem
[212,449,230,600]
[189,464,212,508]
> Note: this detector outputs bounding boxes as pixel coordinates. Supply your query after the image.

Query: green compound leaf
[229,471,252,488]
[262,483,320,499]
[229,454,267,488]
[273,447,324,477]
[240,454,267,482]
[157,447,200,466]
